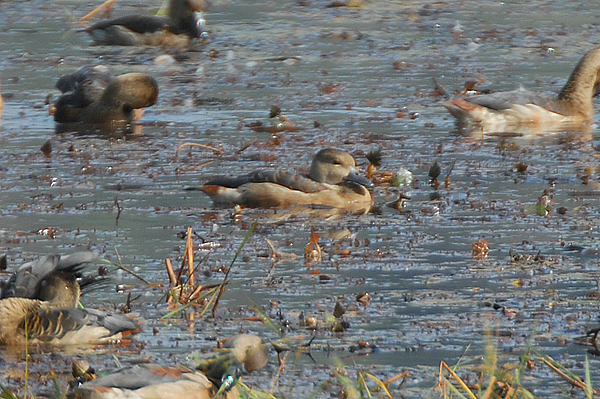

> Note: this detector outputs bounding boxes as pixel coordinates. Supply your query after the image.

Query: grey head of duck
[309,148,374,189]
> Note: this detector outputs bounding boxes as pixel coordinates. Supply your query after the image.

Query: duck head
[309,148,374,189]
[169,0,207,39]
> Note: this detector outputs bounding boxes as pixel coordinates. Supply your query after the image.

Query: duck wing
[84,308,140,336]
[463,89,556,111]
[56,66,113,98]
[82,364,201,390]
[53,67,114,123]
[86,15,170,35]
[1,252,98,300]
[21,307,139,342]
[205,170,328,193]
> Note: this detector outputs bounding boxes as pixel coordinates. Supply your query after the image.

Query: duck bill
[194,12,207,39]
[345,170,374,189]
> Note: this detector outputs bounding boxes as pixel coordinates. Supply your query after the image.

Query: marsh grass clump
[438,339,535,399]
[537,351,598,398]
[0,384,20,399]
[436,334,600,399]
[332,366,404,399]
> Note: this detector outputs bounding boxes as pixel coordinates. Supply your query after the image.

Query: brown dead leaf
[472,239,489,260]
[304,230,322,266]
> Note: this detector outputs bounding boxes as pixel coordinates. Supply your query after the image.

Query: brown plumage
[68,364,215,399]
[52,66,158,126]
[0,252,139,347]
[199,148,373,213]
[67,334,269,399]
[84,0,207,47]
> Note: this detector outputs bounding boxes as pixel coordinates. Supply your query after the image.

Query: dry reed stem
[176,142,223,155]
[540,356,600,395]
[165,258,176,285]
[382,371,408,386]
[438,361,478,399]
[480,374,497,399]
[185,227,195,286]
[361,372,392,398]
[184,227,195,323]
[78,0,117,22]
[164,228,212,317]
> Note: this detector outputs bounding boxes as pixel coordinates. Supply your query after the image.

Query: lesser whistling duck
[444,47,600,134]
[67,334,269,399]
[52,66,158,126]
[199,148,374,214]
[84,0,207,47]
[0,252,140,347]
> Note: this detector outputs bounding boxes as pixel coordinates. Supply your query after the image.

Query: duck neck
[557,48,600,120]
[38,274,80,308]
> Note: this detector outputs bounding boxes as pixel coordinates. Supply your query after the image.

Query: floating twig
[538,352,600,395]
[113,247,152,285]
[176,142,223,156]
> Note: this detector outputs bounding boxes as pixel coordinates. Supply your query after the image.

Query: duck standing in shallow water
[444,48,600,134]
[199,148,374,214]
[84,0,206,46]
[51,66,158,126]
[0,252,139,347]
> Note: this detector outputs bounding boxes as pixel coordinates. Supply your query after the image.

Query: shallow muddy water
[2,0,600,397]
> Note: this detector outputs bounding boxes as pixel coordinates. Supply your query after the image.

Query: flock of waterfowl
[40,0,600,212]
[47,42,600,210]
[3,0,600,397]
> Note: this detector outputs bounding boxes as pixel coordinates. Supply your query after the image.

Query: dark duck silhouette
[84,0,207,46]
[51,65,158,126]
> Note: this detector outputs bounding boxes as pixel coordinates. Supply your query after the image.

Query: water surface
[2,0,600,397]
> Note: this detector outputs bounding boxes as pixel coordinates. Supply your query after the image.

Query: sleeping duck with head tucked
[445,47,600,134]
[199,148,374,214]
[84,0,207,47]
[51,65,158,126]
[0,252,139,348]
